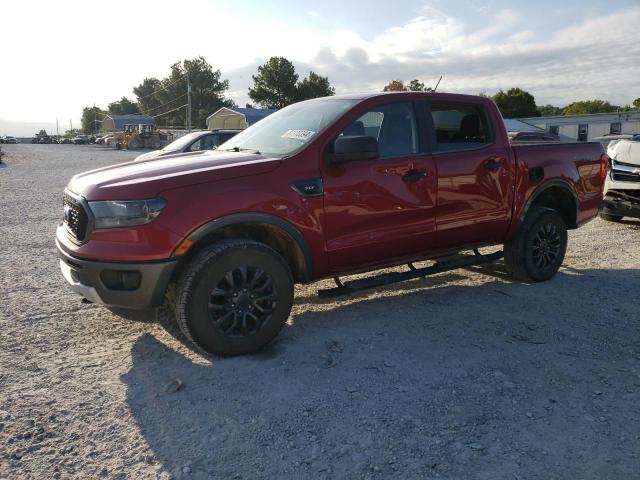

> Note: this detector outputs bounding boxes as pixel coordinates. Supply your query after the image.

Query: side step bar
[318,250,504,298]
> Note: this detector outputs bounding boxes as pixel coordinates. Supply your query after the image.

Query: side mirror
[326,135,379,166]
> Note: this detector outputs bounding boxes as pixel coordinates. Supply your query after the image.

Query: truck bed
[510,141,605,229]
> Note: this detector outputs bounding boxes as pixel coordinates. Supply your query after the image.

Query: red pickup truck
[57,92,607,356]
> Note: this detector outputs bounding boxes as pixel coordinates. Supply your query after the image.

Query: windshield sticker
[281,129,316,141]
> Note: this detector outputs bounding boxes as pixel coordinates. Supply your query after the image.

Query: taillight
[599,153,609,187]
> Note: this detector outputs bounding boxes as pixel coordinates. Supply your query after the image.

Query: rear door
[322,101,437,270]
[425,100,514,248]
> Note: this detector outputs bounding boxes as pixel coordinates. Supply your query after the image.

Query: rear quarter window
[428,102,494,152]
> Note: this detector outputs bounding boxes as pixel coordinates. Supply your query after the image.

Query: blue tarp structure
[503,118,544,133]
[103,114,155,131]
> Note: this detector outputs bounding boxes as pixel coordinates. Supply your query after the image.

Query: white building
[518,112,640,142]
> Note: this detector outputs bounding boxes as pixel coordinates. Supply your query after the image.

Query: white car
[600,135,640,221]
[134,130,240,161]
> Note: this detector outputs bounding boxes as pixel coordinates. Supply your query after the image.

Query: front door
[322,101,437,271]
[425,100,514,249]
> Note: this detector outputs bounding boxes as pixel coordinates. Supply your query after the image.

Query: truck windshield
[218,98,358,157]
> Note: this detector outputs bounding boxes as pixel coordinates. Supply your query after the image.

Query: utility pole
[187,80,192,132]
[93,102,96,135]
[56,117,59,137]
[69,119,72,133]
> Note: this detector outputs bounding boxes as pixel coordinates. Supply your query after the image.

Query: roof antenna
[432,76,442,92]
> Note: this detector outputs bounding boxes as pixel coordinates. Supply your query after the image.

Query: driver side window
[188,138,204,151]
[338,102,418,158]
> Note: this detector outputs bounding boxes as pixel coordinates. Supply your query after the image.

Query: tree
[383,79,429,92]
[81,106,108,134]
[537,104,562,117]
[249,57,299,109]
[249,58,335,108]
[133,57,233,128]
[562,100,618,115]
[133,78,163,115]
[108,97,139,115]
[407,79,426,92]
[296,71,335,101]
[383,80,407,92]
[634,98,640,109]
[491,88,539,118]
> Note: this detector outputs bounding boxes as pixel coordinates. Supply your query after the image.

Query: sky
[1,0,638,136]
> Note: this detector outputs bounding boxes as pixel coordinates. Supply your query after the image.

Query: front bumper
[57,239,177,309]
[601,190,640,219]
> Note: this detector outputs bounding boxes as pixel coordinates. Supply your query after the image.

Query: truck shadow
[124,266,639,478]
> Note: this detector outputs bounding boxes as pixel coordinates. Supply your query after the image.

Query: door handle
[402,170,428,182]
[483,159,503,171]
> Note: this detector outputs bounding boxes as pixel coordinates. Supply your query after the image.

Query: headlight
[88,198,166,229]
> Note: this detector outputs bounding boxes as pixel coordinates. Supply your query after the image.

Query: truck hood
[607,139,640,166]
[68,150,282,200]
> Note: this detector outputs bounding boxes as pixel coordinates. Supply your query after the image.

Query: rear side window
[338,102,419,158]
[428,102,493,152]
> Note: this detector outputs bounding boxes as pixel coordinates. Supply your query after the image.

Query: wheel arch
[177,213,313,283]
[519,180,578,230]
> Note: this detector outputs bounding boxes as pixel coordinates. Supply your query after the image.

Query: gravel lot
[1,144,639,479]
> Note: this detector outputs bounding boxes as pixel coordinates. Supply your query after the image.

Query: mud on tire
[174,239,294,356]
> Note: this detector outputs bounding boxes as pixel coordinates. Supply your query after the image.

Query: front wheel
[504,207,567,282]
[127,138,142,150]
[174,239,294,356]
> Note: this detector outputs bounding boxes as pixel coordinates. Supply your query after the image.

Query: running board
[317,250,504,298]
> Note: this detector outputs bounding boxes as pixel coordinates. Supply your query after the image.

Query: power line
[142,93,187,115]
[153,104,189,119]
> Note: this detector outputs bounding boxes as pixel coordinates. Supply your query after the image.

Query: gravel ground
[1,144,639,480]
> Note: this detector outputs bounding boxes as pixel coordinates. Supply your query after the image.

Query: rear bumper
[56,239,177,309]
[601,190,640,219]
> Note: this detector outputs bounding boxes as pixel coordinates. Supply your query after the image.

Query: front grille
[612,172,640,182]
[611,160,640,183]
[63,191,89,241]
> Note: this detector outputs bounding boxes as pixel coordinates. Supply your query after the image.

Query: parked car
[4,136,18,144]
[598,137,640,221]
[72,135,89,145]
[56,92,607,356]
[134,129,241,161]
[59,137,72,144]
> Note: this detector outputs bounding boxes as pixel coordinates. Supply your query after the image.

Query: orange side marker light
[174,239,193,256]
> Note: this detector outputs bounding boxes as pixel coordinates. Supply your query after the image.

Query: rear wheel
[174,239,294,356]
[505,206,567,282]
[599,212,623,222]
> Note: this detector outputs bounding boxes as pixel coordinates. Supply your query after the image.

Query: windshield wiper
[222,146,261,155]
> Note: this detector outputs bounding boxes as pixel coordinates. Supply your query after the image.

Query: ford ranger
[56,92,607,356]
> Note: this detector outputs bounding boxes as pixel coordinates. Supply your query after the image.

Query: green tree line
[81,58,640,133]
[81,56,335,133]
[486,87,640,119]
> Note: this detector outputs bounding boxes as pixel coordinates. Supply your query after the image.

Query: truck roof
[327,91,494,102]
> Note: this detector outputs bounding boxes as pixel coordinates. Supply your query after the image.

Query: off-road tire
[504,206,567,282]
[599,212,623,222]
[174,239,294,356]
[127,138,142,150]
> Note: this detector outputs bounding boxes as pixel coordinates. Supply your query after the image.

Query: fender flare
[184,212,314,280]
[518,179,579,228]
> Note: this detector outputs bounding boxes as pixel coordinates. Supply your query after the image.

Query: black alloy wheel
[208,267,277,338]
